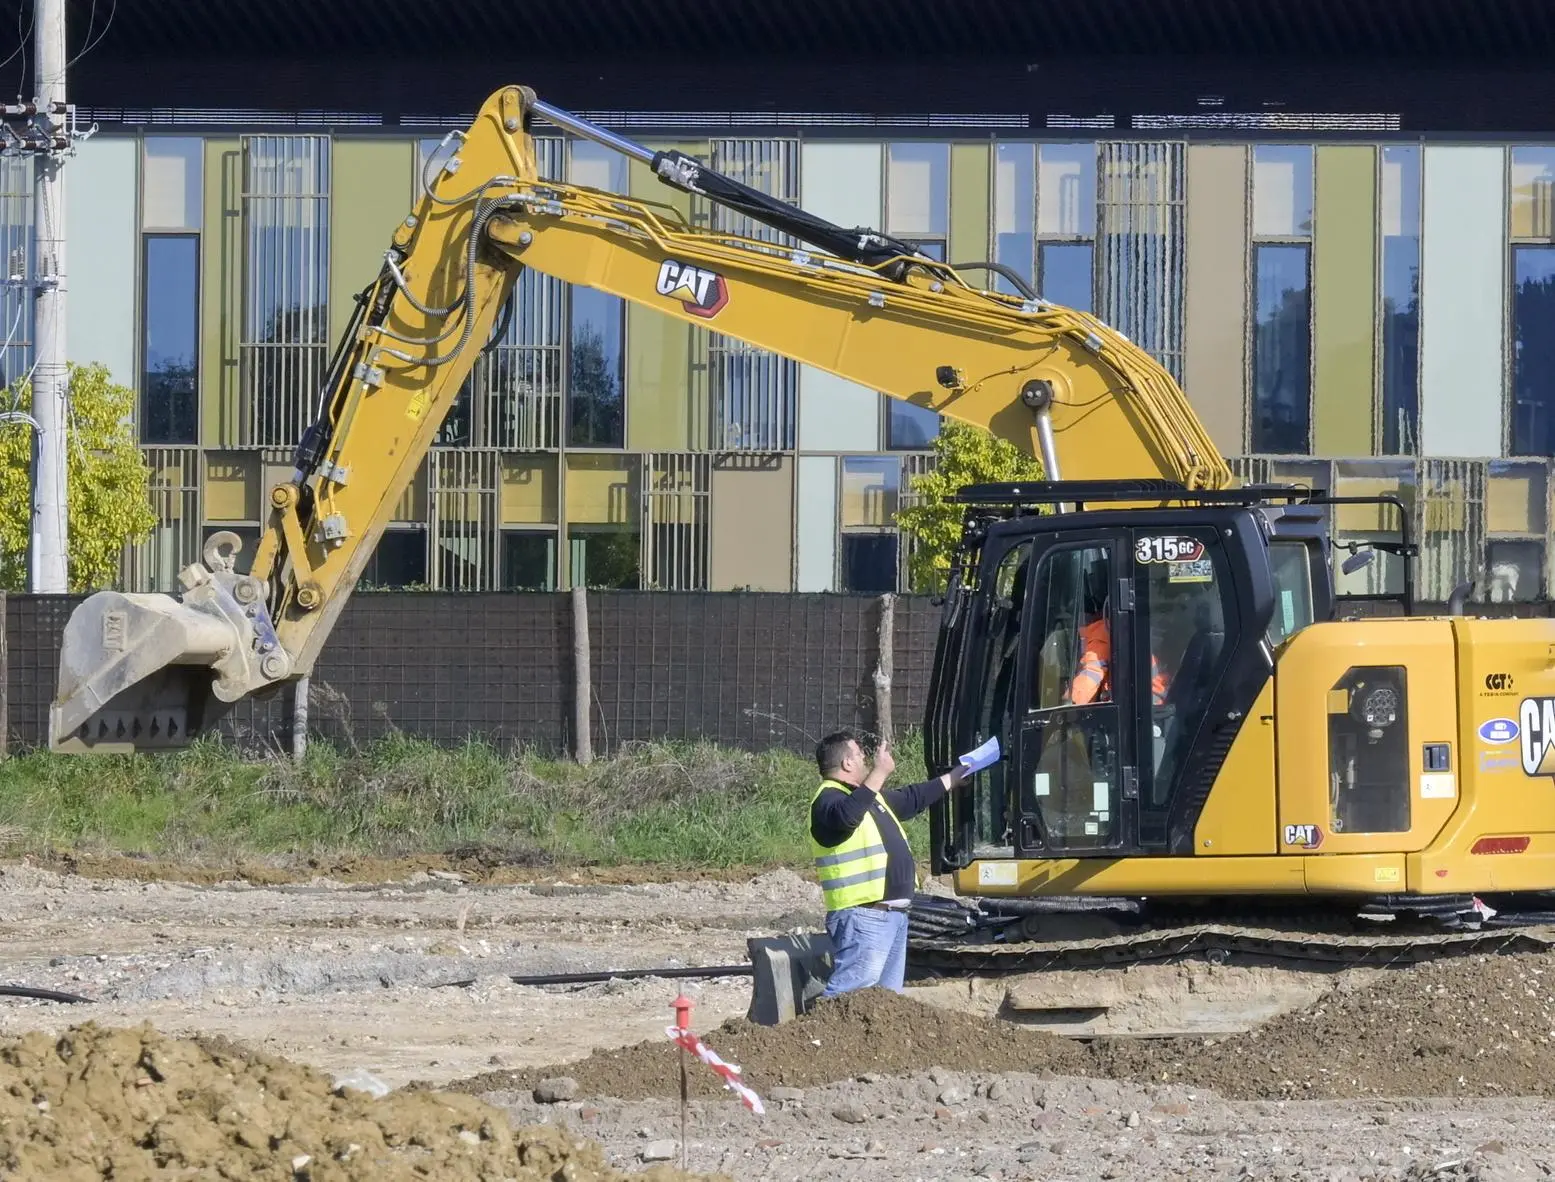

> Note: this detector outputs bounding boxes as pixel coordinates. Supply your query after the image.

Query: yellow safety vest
[809,778,912,912]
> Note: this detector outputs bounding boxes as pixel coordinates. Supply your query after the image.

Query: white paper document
[957,736,1002,774]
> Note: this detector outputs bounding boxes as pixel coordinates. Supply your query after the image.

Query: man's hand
[863,741,895,791]
[939,762,973,791]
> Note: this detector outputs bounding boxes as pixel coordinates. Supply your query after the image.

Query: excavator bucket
[49,533,285,753]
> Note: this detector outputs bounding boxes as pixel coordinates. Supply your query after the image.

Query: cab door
[1012,533,1142,857]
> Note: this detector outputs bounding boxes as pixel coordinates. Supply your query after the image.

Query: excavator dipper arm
[49,85,1228,752]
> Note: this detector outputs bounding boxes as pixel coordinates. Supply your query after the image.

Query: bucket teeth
[77,710,190,750]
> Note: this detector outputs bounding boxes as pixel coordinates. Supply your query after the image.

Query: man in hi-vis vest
[810,731,972,997]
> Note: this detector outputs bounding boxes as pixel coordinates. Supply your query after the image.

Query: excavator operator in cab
[1065,573,1168,707]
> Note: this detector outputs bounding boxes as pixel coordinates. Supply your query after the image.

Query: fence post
[872,592,894,747]
[0,591,7,759]
[292,675,309,762]
[571,586,593,765]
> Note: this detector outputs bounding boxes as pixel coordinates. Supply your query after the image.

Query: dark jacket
[809,777,947,904]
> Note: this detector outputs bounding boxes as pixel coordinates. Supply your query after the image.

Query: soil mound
[447,987,1091,1101]
[0,1022,713,1181]
[1107,950,1555,1100]
[454,951,1555,1105]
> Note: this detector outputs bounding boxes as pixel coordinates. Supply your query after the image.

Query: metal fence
[12,590,1555,758]
[2,591,941,756]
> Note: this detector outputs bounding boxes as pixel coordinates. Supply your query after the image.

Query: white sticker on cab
[1419,773,1456,800]
[977,862,1019,887]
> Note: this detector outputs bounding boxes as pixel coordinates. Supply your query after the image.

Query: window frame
[882,142,952,449]
[138,230,202,446]
[1246,144,1316,456]
[836,453,904,593]
[989,140,1099,309]
[1377,144,1423,457]
[564,137,631,450]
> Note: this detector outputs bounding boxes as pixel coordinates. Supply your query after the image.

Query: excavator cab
[927,478,1414,877]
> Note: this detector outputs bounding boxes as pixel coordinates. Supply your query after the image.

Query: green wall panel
[626,141,706,451]
[948,143,990,271]
[200,138,241,449]
[1313,145,1378,456]
[330,139,414,345]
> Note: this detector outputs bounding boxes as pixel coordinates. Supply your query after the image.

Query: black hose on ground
[433,964,754,990]
[0,984,93,1004]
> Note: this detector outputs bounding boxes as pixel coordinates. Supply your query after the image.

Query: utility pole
[28,0,67,593]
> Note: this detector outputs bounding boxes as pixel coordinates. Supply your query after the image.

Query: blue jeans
[822,905,909,997]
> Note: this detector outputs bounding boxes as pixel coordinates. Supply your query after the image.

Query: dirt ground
[2,859,1554,1180]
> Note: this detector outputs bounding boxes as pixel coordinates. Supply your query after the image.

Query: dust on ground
[0,1021,717,1181]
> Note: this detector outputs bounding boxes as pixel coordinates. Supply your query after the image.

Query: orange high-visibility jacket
[1067,618,1167,706]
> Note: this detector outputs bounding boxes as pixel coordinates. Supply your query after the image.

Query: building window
[1249,145,1314,454]
[123,448,201,593]
[1379,146,1421,455]
[840,534,899,594]
[1510,148,1555,457]
[993,142,1097,311]
[885,143,950,447]
[568,526,639,588]
[0,155,32,386]
[1512,246,1555,456]
[1040,143,1097,313]
[141,235,200,445]
[240,135,330,448]
[419,137,566,450]
[143,138,203,231]
[708,139,799,451]
[994,143,1036,296]
[839,456,901,592]
[361,527,428,589]
[567,140,628,448]
[1484,460,1547,602]
[641,453,710,590]
[501,529,557,590]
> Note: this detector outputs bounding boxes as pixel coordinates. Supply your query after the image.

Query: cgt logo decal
[1485,672,1516,693]
[1519,696,1555,777]
[655,259,729,319]
[1283,823,1323,850]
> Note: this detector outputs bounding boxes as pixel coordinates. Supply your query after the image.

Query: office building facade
[19,0,1555,603]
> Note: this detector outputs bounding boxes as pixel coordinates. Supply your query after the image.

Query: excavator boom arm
[49,85,1227,752]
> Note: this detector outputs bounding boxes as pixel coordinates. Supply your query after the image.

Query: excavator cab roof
[947,478,1417,619]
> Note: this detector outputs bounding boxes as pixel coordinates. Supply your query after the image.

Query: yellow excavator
[47,85,1555,968]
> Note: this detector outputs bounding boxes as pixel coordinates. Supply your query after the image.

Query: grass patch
[0,732,932,870]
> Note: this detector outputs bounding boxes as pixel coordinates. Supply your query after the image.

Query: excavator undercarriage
[905,891,1555,976]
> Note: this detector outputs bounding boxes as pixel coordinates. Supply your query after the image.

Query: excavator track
[905,893,1555,975]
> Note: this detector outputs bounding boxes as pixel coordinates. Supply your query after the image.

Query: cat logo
[1282,823,1323,850]
[1518,696,1555,777]
[654,259,729,319]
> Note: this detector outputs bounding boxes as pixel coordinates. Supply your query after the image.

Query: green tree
[895,421,1046,593]
[0,363,157,591]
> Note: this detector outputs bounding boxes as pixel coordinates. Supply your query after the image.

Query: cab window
[1268,541,1316,646]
